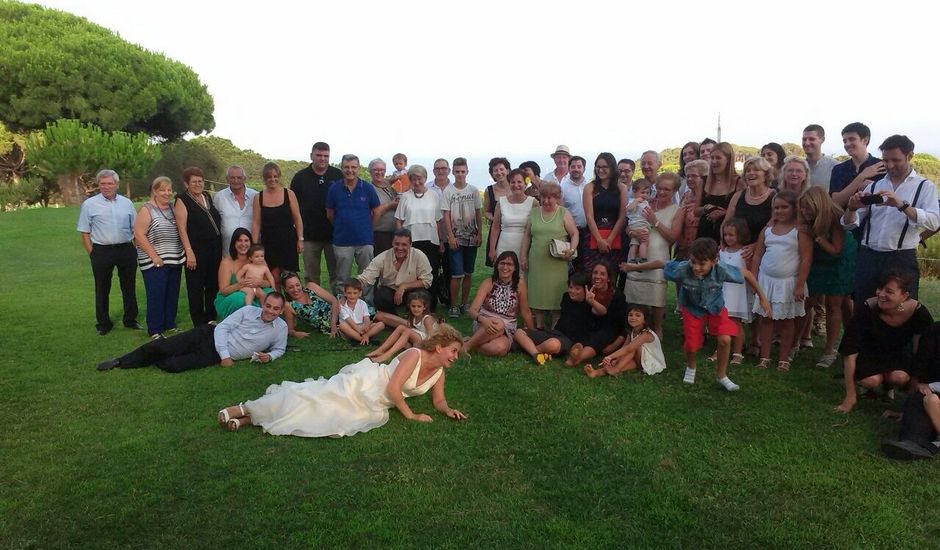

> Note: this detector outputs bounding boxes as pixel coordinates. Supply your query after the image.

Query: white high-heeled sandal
[217,405,247,426]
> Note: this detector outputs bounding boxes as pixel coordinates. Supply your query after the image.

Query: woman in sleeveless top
[582,153,628,273]
[465,251,536,357]
[483,157,511,267]
[134,177,186,337]
[489,169,536,264]
[214,228,268,321]
[724,156,776,252]
[174,166,223,325]
[695,142,740,244]
[252,162,303,284]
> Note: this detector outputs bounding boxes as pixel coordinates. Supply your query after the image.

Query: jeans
[142,264,182,336]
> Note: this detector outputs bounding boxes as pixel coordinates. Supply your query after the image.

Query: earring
[897,303,905,312]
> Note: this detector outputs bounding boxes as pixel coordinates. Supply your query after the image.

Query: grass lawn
[2,206,939,548]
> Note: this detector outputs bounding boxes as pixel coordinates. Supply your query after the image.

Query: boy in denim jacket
[665,238,770,391]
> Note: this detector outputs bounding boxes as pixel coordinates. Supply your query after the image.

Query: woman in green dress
[799,187,857,368]
[520,182,579,329]
[214,227,273,320]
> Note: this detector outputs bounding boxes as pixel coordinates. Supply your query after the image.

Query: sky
[34,0,940,181]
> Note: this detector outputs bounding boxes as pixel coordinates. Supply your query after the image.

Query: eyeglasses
[280,271,298,281]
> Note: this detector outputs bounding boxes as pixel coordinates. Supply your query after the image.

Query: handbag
[549,238,577,259]
[589,228,622,250]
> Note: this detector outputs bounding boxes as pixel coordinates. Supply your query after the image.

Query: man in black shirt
[290,141,343,290]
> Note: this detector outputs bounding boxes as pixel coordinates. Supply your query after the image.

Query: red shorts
[681,307,739,353]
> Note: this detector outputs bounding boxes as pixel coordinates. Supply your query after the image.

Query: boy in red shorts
[665,238,770,391]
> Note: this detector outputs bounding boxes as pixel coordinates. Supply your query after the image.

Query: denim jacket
[664,260,743,318]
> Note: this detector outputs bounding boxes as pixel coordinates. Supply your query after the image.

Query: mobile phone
[860,194,885,206]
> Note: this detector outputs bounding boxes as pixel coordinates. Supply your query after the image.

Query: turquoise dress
[214,274,273,321]
[807,228,857,296]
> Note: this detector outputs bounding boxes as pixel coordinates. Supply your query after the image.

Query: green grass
[2,207,939,549]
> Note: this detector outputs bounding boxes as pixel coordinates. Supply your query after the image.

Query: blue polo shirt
[326,179,380,246]
[829,154,881,196]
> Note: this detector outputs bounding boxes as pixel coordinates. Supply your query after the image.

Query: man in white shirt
[802,124,838,191]
[96,293,288,372]
[213,165,258,253]
[561,155,588,269]
[843,134,939,304]
[544,145,570,185]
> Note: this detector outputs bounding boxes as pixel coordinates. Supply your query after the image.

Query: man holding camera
[843,134,939,305]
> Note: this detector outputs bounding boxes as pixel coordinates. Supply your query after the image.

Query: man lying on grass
[96,292,288,373]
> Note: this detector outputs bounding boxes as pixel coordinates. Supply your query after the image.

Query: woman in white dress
[488,169,536,264]
[217,325,467,436]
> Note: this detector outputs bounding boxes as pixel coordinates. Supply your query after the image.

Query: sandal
[535,353,552,366]
[800,338,814,349]
[729,353,744,365]
[218,405,247,426]
[816,352,838,369]
[756,358,771,369]
[777,360,791,373]
[227,417,246,432]
[706,351,718,363]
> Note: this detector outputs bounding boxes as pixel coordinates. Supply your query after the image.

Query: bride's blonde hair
[418,324,463,352]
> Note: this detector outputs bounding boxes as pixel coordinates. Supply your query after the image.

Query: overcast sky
[35,0,940,177]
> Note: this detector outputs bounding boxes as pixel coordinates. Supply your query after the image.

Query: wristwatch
[897,201,911,212]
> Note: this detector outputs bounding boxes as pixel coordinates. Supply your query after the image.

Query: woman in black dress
[836,269,934,413]
[175,166,223,325]
[695,142,740,244]
[252,162,303,287]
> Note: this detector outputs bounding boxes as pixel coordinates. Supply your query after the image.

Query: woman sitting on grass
[585,304,665,378]
[367,291,438,364]
[280,271,338,338]
[836,269,934,413]
[217,324,467,436]
[464,251,535,357]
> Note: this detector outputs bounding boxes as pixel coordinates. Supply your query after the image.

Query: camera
[859,194,885,206]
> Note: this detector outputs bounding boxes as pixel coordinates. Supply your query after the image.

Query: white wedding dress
[244,349,442,438]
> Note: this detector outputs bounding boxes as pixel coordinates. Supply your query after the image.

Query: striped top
[137,203,185,270]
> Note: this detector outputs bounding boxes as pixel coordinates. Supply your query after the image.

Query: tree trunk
[58,173,83,205]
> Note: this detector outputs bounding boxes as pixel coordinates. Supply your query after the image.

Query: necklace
[539,207,559,224]
[413,190,426,199]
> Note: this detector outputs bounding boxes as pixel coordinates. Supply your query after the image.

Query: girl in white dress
[718,218,753,365]
[584,304,666,377]
[217,325,467,436]
[489,170,536,264]
[367,291,439,364]
[750,191,811,372]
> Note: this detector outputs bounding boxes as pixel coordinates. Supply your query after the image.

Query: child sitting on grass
[338,279,385,345]
[664,238,771,391]
[237,244,277,305]
[366,291,437,364]
[514,272,605,366]
[585,304,665,378]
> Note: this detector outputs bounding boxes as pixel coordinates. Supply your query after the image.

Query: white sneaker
[683,368,696,384]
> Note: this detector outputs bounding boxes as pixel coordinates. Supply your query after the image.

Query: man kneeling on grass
[96,292,287,373]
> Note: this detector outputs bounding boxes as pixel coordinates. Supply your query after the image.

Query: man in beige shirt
[357,228,433,328]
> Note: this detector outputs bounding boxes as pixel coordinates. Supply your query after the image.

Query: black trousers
[412,240,442,310]
[117,324,220,373]
[90,243,139,330]
[184,242,222,325]
[373,286,423,315]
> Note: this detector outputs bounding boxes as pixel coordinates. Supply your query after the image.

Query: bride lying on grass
[217,324,467,437]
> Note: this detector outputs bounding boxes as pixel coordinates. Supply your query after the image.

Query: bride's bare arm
[385,349,430,422]
[431,372,466,420]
